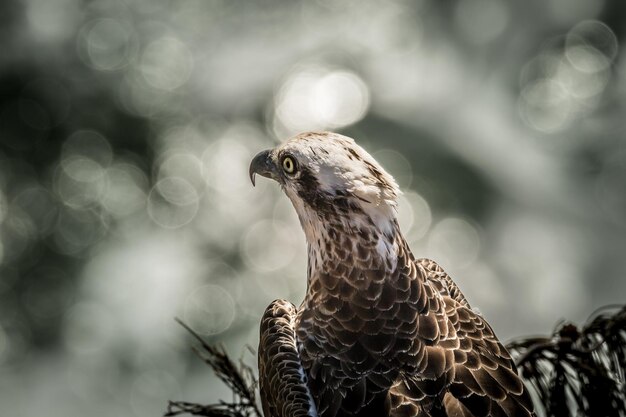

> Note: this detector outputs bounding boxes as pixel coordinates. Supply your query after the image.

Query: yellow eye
[282,156,296,174]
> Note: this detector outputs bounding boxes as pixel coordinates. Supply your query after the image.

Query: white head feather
[260,132,402,271]
[278,132,400,226]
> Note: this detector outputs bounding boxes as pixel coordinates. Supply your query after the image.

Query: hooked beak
[249,149,278,186]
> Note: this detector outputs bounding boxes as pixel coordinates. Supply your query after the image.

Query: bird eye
[282,156,297,174]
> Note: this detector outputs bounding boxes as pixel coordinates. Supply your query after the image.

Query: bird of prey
[249,132,534,417]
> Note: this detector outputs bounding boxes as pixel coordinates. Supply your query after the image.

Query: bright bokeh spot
[202,137,255,194]
[274,67,370,136]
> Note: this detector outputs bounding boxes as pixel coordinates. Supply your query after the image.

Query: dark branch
[507,305,626,417]
[165,319,262,417]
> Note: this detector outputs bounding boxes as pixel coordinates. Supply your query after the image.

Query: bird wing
[446,300,535,416]
[258,299,317,417]
[417,258,471,308]
[399,259,535,417]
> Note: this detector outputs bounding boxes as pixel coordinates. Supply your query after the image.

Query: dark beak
[249,149,277,186]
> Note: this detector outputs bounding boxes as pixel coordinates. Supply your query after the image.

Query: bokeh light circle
[565,20,618,71]
[1,206,37,264]
[13,186,58,236]
[147,177,199,229]
[242,220,298,272]
[398,191,432,242]
[53,208,108,255]
[202,138,254,194]
[157,153,205,193]
[183,285,236,336]
[140,37,193,91]
[428,218,480,268]
[519,21,616,133]
[102,163,148,217]
[62,130,113,167]
[54,162,107,209]
[274,66,370,136]
[519,78,572,133]
[79,18,135,71]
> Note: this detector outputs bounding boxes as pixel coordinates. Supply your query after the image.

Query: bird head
[249,132,400,243]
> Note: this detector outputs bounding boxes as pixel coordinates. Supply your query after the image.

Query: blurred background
[1,0,626,415]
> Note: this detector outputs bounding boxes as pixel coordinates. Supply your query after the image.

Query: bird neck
[304,215,405,284]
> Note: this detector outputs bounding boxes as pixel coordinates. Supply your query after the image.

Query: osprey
[249,132,534,417]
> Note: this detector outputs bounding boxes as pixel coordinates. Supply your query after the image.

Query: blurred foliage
[1,0,626,416]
